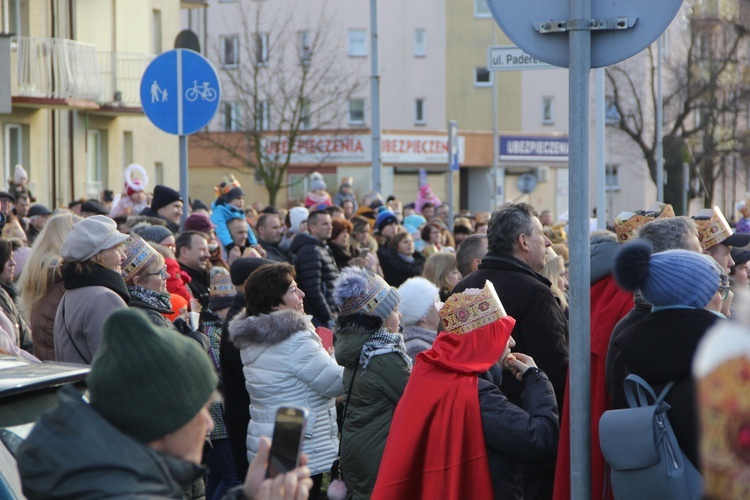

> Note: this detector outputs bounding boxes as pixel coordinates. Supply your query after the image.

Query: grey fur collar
[229,309,314,349]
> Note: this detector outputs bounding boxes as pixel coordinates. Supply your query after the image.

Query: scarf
[359,327,412,371]
[128,285,172,312]
[63,264,130,304]
[398,253,415,263]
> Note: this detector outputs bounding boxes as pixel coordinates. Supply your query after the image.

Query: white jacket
[229,309,344,475]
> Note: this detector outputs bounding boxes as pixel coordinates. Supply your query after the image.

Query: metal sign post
[140,49,221,223]
[486,0,682,497]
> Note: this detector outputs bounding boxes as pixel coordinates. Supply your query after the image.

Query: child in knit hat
[8,164,35,202]
[304,172,332,209]
[109,164,149,218]
[209,175,259,254]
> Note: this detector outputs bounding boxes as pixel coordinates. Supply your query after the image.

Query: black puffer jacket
[479,366,560,500]
[377,248,425,287]
[290,233,339,326]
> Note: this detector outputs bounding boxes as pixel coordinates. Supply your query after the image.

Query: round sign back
[486,0,683,68]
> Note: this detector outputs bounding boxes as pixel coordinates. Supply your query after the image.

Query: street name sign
[140,49,221,135]
[488,46,553,71]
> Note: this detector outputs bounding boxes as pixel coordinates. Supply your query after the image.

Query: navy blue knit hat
[376,210,398,233]
[614,240,720,309]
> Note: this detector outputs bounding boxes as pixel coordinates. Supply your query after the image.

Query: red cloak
[371,316,516,500]
[552,275,633,500]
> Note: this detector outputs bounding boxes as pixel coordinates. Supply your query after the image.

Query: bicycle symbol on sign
[185,81,217,102]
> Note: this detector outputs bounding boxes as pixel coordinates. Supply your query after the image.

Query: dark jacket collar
[62,265,130,304]
[179,262,209,285]
[479,252,552,286]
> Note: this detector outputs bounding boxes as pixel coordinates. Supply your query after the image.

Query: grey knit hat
[88,309,217,443]
[333,266,400,320]
[60,215,129,262]
[614,240,721,309]
[132,223,172,245]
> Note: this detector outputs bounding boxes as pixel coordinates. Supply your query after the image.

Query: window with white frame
[152,9,162,54]
[474,67,492,87]
[606,164,621,191]
[86,129,108,198]
[300,100,311,130]
[255,33,269,65]
[221,35,239,67]
[474,0,491,17]
[223,101,243,131]
[415,98,426,125]
[414,29,426,57]
[3,0,28,36]
[542,97,554,124]
[299,30,312,63]
[4,124,25,186]
[256,101,270,131]
[349,99,365,125]
[348,29,367,57]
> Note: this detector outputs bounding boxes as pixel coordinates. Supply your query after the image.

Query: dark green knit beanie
[88,309,218,444]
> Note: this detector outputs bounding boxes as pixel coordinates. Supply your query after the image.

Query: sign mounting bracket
[533,17,637,34]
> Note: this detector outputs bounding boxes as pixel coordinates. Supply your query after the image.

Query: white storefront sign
[261,134,465,165]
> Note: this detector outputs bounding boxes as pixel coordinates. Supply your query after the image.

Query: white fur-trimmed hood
[229,309,315,349]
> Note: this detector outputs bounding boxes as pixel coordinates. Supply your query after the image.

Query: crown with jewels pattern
[439,281,506,335]
[614,203,675,243]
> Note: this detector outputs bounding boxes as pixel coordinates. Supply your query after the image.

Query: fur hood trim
[229,309,314,349]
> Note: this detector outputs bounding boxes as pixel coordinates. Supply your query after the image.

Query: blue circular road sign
[140,49,221,135]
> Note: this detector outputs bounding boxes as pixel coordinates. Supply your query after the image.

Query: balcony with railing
[10,36,153,112]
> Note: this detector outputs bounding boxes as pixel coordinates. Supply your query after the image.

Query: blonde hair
[541,254,568,310]
[2,218,27,243]
[551,243,569,263]
[422,252,458,295]
[18,212,82,320]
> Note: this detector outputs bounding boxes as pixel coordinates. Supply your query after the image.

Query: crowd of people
[5,165,750,499]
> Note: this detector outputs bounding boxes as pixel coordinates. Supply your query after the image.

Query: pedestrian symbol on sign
[185,81,217,102]
[151,81,167,103]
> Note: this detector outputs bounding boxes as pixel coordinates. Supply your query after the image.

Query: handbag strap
[624,373,675,409]
[61,298,91,365]
[337,362,360,457]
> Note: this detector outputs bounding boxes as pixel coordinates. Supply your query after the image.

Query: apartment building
[0,0,185,208]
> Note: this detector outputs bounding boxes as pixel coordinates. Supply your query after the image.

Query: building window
[542,97,554,124]
[474,67,492,87]
[606,164,621,191]
[256,101,269,131]
[414,29,426,57]
[255,33,269,65]
[415,98,426,125]
[154,162,164,186]
[223,101,243,131]
[86,129,108,199]
[221,35,239,67]
[300,100,311,130]
[152,9,162,54]
[349,99,365,125]
[474,0,491,17]
[299,30,312,63]
[348,29,367,57]
[4,124,24,187]
[4,0,28,36]
[123,131,133,167]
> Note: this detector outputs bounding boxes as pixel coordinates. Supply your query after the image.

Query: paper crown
[210,267,235,298]
[614,203,675,243]
[693,320,750,498]
[694,206,734,250]
[214,175,242,198]
[543,223,567,244]
[121,234,158,282]
[439,281,507,335]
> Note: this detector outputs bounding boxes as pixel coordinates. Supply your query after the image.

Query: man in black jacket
[256,213,290,263]
[137,185,183,234]
[290,210,338,327]
[452,202,566,500]
[176,231,211,310]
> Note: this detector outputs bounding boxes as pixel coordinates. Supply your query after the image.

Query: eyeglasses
[147,268,169,279]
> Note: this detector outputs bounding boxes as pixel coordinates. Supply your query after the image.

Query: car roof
[0,356,88,399]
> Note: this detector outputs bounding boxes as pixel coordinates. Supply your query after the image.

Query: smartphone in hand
[266,406,309,479]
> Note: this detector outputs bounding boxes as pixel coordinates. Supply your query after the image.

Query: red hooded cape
[371,316,517,500]
[552,275,633,500]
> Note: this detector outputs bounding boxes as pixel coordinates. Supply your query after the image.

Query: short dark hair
[0,239,12,270]
[421,202,435,211]
[175,230,207,256]
[421,222,441,242]
[307,210,329,226]
[256,213,278,231]
[341,199,354,209]
[388,231,411,252]
[456,234,488,277]
[487,202,537,254]
[244,263,295,316]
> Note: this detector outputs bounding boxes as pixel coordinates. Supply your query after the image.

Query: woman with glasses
[606,240,725,470]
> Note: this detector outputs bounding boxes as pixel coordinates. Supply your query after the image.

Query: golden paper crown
[121,234,158,282]
[543,224,567,244]
[614,204,675,243]
[210,267,235,298]
[439,281,506,335]
[694,206,734,251]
